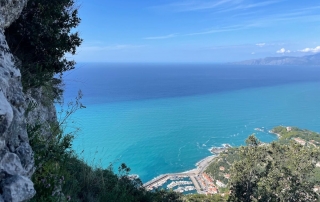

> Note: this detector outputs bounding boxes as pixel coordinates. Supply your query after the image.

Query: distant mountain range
[233,53,320,66]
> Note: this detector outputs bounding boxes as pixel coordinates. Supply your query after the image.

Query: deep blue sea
[61,63,320,182]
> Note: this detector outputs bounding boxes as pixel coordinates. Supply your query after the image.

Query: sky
[72,0,320,63]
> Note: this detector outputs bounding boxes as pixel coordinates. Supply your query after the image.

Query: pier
[189,175,201,192]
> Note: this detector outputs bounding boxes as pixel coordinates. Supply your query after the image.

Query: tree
[228,135,267,202]
[5,0,82,89]
[228,135,320,202]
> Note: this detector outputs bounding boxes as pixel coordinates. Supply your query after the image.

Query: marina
[143,155,217,194]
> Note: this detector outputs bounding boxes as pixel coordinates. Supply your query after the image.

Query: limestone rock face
[2,175,35,202]
[25,87,58,138]
[0,0,28,28]
[0,0,38,201]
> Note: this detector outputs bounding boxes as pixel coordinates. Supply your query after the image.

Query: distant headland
[232,53,320,66]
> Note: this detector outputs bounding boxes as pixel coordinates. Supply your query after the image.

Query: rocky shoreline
[210,144,232,155]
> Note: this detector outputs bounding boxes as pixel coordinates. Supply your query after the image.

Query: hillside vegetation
[272,126,320,145]
[205,128,320,202]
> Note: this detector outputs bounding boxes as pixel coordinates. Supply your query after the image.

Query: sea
[61,63,320,182]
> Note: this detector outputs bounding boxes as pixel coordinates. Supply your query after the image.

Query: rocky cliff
[0,0,40,201]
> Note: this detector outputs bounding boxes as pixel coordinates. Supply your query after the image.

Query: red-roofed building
[293,138,306,146]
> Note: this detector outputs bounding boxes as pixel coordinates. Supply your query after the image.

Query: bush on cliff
[5,0,82,89]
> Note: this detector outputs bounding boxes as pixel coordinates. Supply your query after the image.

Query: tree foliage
[205,148,240,185]
[228,135,320,202]
[5,0,82,89]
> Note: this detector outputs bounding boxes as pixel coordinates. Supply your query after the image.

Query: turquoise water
[62,64,320,182]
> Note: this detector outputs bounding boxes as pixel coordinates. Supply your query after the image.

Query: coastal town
[143,144,231,195]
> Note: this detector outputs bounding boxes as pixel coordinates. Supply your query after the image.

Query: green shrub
[5,0,82,89]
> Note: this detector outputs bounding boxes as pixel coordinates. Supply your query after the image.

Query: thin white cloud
[79,45,145,52]
[204,43,258,50]
[271,14,320,23]
[256,43,266,47]
[153,0,280,13]
[216,10,320,33]
[221,6,320,31]
[150,1,320,41]
[217,1,279,13]
[299,46,320,53]
[153,0,237,12]
[251,52,255,55]
[144,34,178,40]
[186,28,236,36]
[276,48,291,53]
[249,11,320,27]
[293,5,320,13]
[186,24,257,36]
[244,1,278,9]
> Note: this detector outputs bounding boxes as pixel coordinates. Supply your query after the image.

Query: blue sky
[72,0,320,63]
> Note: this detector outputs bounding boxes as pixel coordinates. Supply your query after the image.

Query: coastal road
[196,155,216,174]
